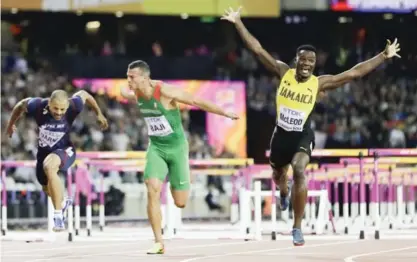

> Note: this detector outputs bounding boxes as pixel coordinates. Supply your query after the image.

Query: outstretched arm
[161,84,238,120]
[222,7,289,78]
[6,98,31,137]
[73,90,109,130]
[319,38,401,91]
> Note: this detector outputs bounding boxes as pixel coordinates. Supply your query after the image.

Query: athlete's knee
[42,186,50,196]
[174,198,187,208]
[145,179,162,201]
[291,162,306,185]
[43,154,61,177]
[272,168,285,183]
[172,189,188,208]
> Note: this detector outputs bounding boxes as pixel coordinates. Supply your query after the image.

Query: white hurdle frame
[240,181,330,240]
[0,167,73,241]
[164,180,331,241]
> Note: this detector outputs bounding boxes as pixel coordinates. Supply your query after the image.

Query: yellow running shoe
[146,242,164,254]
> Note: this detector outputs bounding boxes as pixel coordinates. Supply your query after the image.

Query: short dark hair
[128,60,150,74]
[296,45,316,54]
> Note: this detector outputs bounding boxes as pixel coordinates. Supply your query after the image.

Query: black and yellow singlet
[276,69,319,133]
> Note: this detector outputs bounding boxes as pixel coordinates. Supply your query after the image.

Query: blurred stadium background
[1,0,416,230]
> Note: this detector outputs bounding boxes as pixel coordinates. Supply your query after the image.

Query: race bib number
[144,116,174,137]
[38,126,66,148]
[277,105,305,132]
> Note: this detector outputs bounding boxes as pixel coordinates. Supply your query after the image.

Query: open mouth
[301,68,310,74]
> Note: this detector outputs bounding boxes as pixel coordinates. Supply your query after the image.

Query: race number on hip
[277,105,305,132]
[144,116,174,136]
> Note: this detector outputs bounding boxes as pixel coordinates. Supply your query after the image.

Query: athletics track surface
[2,231,417,262]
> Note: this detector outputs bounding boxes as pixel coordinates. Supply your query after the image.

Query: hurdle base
[374,230,380,240]
[359,230,365,240]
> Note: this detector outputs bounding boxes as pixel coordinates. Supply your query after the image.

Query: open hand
[97,114,109,130]
[220,6,242,23]
[384,38,401,58]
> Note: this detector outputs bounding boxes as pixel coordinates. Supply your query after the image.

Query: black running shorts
[269,126,315,169]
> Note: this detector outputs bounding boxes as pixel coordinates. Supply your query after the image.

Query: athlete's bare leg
[42,186,51,197]
[43,154,64,210]
[271,164,290,197]
[145,178,164,244]
[170,189,189,208]
[290,152,310,229]
[43,153,68,231]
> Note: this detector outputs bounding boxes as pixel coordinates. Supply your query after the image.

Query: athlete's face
[48,98,69,120]
[295,50,316,79]
[126,68,149,91]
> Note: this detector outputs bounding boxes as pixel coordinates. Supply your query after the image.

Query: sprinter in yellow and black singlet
[273,67,319,162]
[222,6,401,246]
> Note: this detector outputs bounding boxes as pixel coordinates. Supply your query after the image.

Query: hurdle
[162,161,336,241]
[2,148,416,242]
[264,148,417,240]
[237,180,330,241]
[0,160,75,242]
[68,156,254,241]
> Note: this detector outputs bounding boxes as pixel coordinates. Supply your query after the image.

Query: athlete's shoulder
[282,68,296,78]
[25,97,47,119]
[27,97,47,111]
[155,80,175,96]
[68,95,84,114]
[151,80,165,87]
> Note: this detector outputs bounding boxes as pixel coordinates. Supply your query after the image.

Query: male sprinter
[6,90,108,231]
[122,60,238,254]
[222,7,400,245]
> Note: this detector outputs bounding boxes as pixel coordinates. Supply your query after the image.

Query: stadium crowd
[2,13,416,189]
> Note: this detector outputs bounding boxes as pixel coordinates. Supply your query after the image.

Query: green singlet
[137,82,190,190]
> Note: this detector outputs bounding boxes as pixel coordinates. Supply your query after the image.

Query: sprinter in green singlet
[121,60,238,254]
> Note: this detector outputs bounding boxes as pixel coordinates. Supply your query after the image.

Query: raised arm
[161,83,238,120]
[73,90,108,130]
[319,38,401,91]
[5,98,31,137]
[221,7,289,78]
